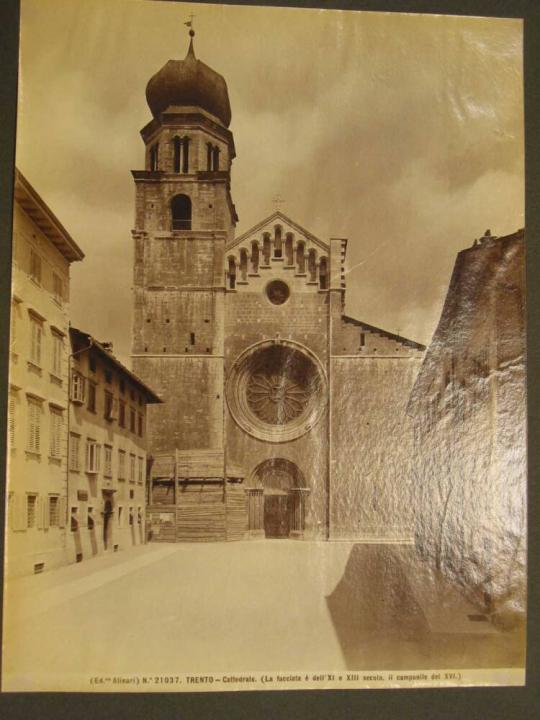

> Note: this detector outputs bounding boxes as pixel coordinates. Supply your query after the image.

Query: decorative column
[288,488,310,539]
[246,488,265,538]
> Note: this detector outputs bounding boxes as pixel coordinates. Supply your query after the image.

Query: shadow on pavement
[326,544,525,670]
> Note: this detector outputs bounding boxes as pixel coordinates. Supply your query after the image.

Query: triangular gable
[228,211,329,254]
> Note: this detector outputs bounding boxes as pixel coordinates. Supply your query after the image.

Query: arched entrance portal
[248,459,310,539]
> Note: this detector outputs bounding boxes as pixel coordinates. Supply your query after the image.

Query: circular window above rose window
[226,340,327,443]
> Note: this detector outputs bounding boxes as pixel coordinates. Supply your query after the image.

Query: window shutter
[36,496,44,529]
[35,405,41,453]
[58,497,66,528]
[43,496,50,530]
[8,395,15,448]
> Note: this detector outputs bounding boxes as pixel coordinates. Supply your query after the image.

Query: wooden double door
[264,493,290,538]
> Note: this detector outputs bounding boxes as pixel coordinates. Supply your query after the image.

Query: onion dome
[145,33,231,127]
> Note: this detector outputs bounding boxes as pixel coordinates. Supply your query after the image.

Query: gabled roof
[14,169,85,263]
[228,210,329,254]
[70,327,163,404]
[342,315,426,351]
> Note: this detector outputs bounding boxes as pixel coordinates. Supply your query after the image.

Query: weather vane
[184,12,195,37]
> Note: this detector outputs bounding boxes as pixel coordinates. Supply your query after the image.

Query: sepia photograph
[1,0,527,693]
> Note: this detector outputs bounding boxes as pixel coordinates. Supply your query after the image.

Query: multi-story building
[6,170,84,578]
[408,228,526,627]
[67,328,162,562]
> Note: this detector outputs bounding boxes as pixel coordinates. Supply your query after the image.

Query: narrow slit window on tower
[212,146,220,171]
[173,136,182,173]
[190,332,195,345]
[149,143,159,171]
[171,194,192,230]
[360,332,366,347]
[182,137,190,173]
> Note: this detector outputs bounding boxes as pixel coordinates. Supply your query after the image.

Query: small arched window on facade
[296,242,306,273]
[319,257,328,289]
[239,249,248,281]
[228,257,237,289]
[171,194,192,231]
[262,234,271,265]
[251,242,259,274]
[285,233,294,265]
[308,249,317,282]
[173,137,182,173]
[149,143,159,171]
[274,226,282,258]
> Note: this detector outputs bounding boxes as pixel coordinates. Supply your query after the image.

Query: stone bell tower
[131,29,237,455]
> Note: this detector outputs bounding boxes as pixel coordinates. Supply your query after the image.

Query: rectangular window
[104,391,117,421]
[87,381,96,413]
[30,316,43,365]
[129,454,136,483]
[138,413,144,437]
[130,409,136,433]
[27,398,42,453]
[8,393,16,449]
[104,445,113,477]
[49,496,60,527]
[53,272,63,305]
[118,449,126,480]
[86,439,99,473]
[27,494,37,528]
[49,408,63,458]
[30,248,42,284]
[129,506,134,526]
[52,332,63,377]
[118,400,126,428]
[138,456,144,484]
[69,433,81,471]
[71,371,86,403]
[118,505,123,528]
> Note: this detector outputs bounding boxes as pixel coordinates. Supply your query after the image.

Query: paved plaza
[2,541,525,691]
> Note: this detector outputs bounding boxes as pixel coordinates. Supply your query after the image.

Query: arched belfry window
[173,137,182,173]
[182,137,190,173]
[149,143,159,171]
[207,143,213,171]
[239,249,248,281]
[171,194,192,231]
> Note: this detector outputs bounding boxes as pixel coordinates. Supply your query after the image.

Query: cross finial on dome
[184,13,196,57]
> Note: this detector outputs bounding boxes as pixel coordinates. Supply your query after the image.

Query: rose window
[226,341,327,443]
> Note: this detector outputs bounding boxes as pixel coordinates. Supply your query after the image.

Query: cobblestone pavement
[2,541,525,691]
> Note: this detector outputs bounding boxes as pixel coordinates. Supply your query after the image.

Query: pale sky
[15,0,524,364]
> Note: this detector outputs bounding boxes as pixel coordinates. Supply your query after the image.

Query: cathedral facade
[131,34,425,542]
